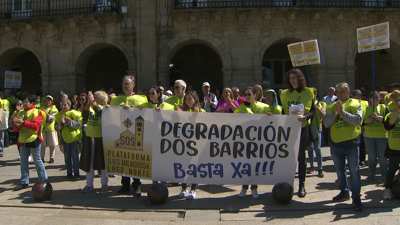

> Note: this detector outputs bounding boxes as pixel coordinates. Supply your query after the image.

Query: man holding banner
[323,82,364,211]
[110,75,147,196]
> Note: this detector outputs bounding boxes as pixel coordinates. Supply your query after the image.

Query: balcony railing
[0,0,120,20]
[174,0,400,9]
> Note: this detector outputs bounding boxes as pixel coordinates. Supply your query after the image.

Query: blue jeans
[20,143,48,184]
[0,130,4,154]
[364,137,388,183]
[4,129,9,147]
[306,131,323,170]
[330,145,361,197]
[64,142,80,174]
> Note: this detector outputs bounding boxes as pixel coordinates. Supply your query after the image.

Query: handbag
[0,110,9,131]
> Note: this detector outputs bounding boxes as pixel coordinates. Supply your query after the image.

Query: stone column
[157,69,170,89]
[136,0,157,91]
[40,73,85,97]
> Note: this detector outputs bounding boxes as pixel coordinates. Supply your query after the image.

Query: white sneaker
[383,188,393,200]
[14,156,20,161]
[239,188,247,198]
[251,189,259,199]
[81,186,94,193]
[179,189,189,198]
[186,190,196,200]
[28,156,32,162]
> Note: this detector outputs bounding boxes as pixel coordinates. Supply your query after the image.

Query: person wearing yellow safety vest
[280,68,316,198]
[139,86,174,185]
[40,95,59,163]
[139,86,175,111]
[353,89,368,167]
[265,89,282,115]
[12,95,48,191]
[234,86,269,199]
[306,87,326,178]
[165,79,186,109]
[79,90,109,193]
[55,99,82,180]
[382,94,400,200]
[363,91,390,184]
[176,91,206,200]
[323,82,364,211]
[0,95,9,157]
[110,75,147,196]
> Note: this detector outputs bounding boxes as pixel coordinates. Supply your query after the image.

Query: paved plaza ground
[0,144,400,224]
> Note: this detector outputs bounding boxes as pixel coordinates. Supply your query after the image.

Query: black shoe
[74,173,80,178]
[14,184,29,191]
[49,158,54,163]
[352,197,364,211]
[332,191,350,202]
[318,169,325,178]
[117,186,130,194]
[66,173,75,180]
[133,185,141,197]
[297,184,306,198]
[41,158,45,163]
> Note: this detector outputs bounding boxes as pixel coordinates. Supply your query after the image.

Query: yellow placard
[303,40,321,65]
[373,22,390,50]
[357,26,373,53]
[288,40,321,67]
[357,22,390,53]
[288,42,306,67]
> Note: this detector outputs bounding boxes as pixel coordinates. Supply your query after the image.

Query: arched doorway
[355,47,395,93]
[85,47,129,94]
[169,44,223,93]
[262,38,307,90]
[0,48,42,95]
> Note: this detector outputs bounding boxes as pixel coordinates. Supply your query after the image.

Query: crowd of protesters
[4,69,400,212]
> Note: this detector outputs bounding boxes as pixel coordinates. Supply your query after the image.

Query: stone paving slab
[1,144,400,223]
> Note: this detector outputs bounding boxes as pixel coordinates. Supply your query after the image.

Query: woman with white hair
[79,90,109,193]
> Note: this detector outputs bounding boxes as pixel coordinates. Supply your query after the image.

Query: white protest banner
[4,71,22,88]
[102,107,302,186]
[288,39,321,67]
[357,22,390,53]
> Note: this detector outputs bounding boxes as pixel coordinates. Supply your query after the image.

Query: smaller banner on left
[4,71,22,88]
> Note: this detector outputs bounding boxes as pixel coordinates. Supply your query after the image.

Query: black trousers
[298,125,310,185]
[121,176,141,187]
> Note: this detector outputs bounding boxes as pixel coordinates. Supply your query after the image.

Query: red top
[237,96,246,105]
[13,105,43,143]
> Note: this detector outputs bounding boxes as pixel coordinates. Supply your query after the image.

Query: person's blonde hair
[222,87,234,102]
[253,84,263,101]
[94,90,108,106]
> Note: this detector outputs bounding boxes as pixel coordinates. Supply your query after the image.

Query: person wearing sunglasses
[12,95,48,191]
[280,68,316,199]
[165,79,186,109]
[139,86,174,111]
[75,93,88,112]
[110,75,147,197]
[363,91,390,185]
[234,86,269,199]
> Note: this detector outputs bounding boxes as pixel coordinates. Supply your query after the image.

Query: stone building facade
[0,0,399,97]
